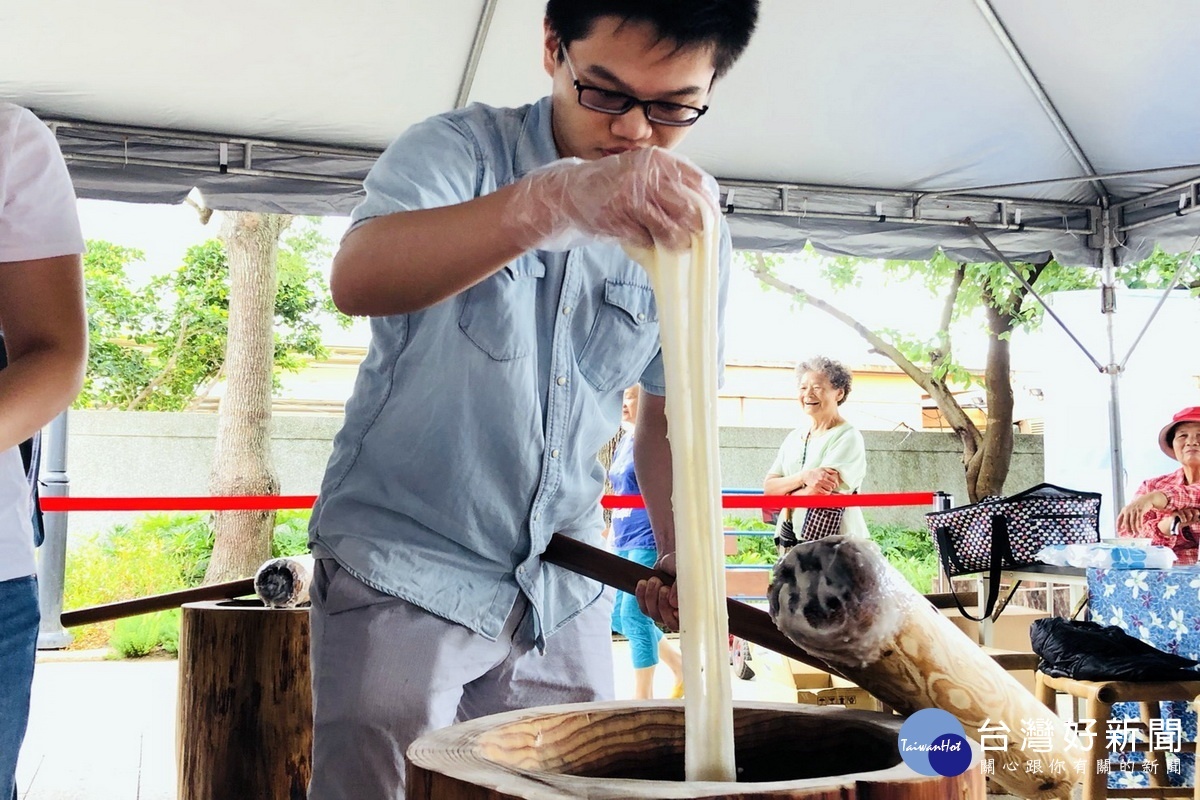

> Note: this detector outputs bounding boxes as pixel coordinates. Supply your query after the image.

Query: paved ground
[15,640,795,800]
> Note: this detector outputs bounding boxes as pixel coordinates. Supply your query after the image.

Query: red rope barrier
[603,492,933,509]
[40,491,933,513]
[40,495,319,512]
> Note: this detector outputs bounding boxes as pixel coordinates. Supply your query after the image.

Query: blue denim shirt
[310,97,731,649]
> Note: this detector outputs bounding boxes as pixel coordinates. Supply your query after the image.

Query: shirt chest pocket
[458,258,546,361]
[577,280,661,392]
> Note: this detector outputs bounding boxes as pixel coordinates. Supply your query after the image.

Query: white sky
[75,198,1000,369]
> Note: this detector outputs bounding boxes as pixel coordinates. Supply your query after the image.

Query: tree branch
[187,363,226,411]
[124,318,191,411]
[749,253,983,450]
[1008,259,1051,315]
[931,263,965,369]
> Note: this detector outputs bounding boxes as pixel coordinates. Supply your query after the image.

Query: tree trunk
[970,307,1016,501]
[204,212,291,584]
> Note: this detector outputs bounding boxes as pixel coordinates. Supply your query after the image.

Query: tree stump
[177,599,311,800]
[408,701,984,799]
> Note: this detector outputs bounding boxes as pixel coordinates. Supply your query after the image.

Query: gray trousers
[307,559,615,800]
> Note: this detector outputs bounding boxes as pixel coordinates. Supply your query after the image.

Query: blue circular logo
[897,709,971,777]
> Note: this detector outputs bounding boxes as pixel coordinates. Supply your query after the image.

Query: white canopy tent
[4,0,1199,264]
[3,0,1199,507]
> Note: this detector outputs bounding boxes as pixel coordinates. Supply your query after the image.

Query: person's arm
[0,255,87,451]
[1159,481,1200,512]
[331,185,529,316]
[763,433,803,494]
[631,390,680,630]
[818,426,867,492]
[332,140,715,317]
[1117,490,1169,535]
[763,472,801,495]
[763,471,838,496]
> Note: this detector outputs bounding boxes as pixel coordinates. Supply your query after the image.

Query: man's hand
[505,147,718,252]
[636,552,679,631]
[1117,491,1168,534]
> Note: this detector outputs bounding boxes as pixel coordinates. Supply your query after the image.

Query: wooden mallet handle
[542,533,838,676]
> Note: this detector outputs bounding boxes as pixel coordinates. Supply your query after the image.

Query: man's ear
[542,19,561,77]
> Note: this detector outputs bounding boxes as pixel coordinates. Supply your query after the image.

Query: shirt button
[550,449,560,458]
[533,512,541,521]
[636,312,646,321]
[556,375,567,386]
[562,306,571,315]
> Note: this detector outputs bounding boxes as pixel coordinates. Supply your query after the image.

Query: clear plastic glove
[503,147,720,253]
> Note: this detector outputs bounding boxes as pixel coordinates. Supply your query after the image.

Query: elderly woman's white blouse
[767,421,869,538]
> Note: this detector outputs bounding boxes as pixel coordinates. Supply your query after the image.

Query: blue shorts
[610,548,663,669]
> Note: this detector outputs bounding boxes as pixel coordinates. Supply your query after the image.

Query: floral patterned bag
[925,483,1101,621]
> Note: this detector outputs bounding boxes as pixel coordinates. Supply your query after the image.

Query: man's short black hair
[545,0,759,80]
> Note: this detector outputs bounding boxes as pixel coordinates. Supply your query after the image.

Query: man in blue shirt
[308,2,758,796]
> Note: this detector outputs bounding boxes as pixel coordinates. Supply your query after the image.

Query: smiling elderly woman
[1117,406,1200,555]
[763,356,868,553]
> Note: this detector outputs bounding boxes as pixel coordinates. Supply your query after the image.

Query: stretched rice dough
[623,193,735,783]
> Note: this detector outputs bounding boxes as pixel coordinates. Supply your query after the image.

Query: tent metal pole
[1101,212,1126,521]
[455,0,500,109]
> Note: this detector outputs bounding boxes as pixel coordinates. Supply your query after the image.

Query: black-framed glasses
[560,46,708,128]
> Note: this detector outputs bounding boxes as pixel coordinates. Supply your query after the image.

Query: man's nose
[610,110,653,142]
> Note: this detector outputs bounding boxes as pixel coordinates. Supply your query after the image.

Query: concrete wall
[61,411,1044,537]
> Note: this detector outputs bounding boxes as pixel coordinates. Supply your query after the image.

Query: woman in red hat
[1116,406,1200,554]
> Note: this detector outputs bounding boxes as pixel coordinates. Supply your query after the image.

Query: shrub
[721,512,940,592]
[868,521,938,593]
[109,609,180,658]
[723,513,776,565]
[272,510,312,557]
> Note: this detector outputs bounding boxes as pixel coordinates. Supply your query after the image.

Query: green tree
[77,219,346,412]
[746,248,1197,502]
[76,241,158,410]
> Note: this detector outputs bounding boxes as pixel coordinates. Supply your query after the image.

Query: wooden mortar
[407,701,984,799]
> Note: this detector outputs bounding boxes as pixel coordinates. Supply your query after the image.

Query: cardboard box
[794,686,883,711]
[752,646,833,690]
[724,566,771,599]
[939,603,1048,653]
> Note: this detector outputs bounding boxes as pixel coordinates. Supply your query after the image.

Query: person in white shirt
[0,103,88,800]
[763,356,868,552]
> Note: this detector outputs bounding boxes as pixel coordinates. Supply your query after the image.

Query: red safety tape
[40,491,933,512]
[602,492,933,510]
[39,495,319,512]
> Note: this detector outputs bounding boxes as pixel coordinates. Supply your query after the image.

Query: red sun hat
[1159,406,1200,460]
